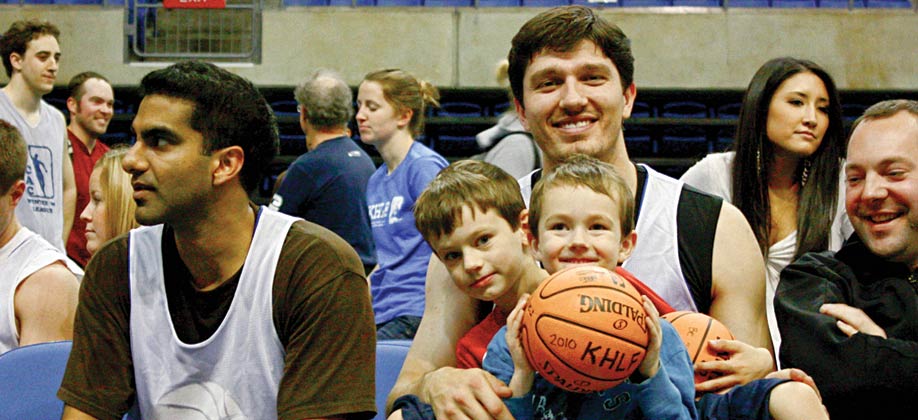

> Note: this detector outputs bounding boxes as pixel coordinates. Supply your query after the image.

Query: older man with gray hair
[270,69,377,274]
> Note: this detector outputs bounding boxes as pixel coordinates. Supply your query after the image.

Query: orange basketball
[660,311,734,384]
[520,265,649,393]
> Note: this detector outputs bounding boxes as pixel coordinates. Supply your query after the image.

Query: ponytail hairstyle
[363,68,440,137]
[732,57,844,259]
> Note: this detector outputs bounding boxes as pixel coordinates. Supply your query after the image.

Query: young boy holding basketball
[513,155,829,420]
[411,157,697,420]
[483,155,699,419]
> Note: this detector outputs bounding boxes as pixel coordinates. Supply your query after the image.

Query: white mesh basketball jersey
[622,164,697,312]
[129,208,296,419]
[0,227,71,354]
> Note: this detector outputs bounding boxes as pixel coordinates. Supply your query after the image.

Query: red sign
[163,0,226,9]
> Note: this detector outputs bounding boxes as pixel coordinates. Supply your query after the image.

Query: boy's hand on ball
[636,296,661,380]
[506,294,535,396]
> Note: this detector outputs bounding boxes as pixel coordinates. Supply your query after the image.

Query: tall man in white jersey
[387,6,775,419]
[0,19,76,253]
[59,61,376,420]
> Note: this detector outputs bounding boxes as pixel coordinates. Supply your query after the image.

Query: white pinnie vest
[622,164,697,312]
[129,208,296,419]
[0,227,71,354]
[0,92,67,251]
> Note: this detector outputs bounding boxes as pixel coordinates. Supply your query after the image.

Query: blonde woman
[80,145,138,257]
[357,68,449,339]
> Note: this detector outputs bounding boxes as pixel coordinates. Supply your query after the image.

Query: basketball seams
[539,285,645,309]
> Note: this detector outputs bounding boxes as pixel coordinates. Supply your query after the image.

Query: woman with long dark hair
[681,57,853,359]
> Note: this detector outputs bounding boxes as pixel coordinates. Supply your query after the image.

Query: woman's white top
[680,152,853,364]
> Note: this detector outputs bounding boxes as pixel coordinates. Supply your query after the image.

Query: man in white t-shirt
[0,19,76,252]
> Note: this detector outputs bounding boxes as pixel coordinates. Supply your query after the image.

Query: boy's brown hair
[529,154,635,239]
[415,160,526,246]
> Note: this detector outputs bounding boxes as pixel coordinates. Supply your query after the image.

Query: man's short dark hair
[294,69,353,131]
[0,120,27,193]
[139,60,279,192]
[68,71,110,102]
[508,5,633,109]
[0,19,61,78]
[850,99,918,134]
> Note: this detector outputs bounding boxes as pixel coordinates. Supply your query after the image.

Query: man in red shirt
[65,71,114,266]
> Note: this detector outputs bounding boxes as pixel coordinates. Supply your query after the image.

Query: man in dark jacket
[776,99,918,420]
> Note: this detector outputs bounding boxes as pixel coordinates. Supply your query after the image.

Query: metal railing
[125,0,261,61]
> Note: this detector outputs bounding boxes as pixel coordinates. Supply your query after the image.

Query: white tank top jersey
[129,208,296,419]
[621,164,697,312]
[0,227,72,354]
[0,92,67,251]
[519,164,697,312]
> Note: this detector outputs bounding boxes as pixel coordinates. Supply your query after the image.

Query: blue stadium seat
[660,100,709,118]
[490,101,512,116]
[271,100,299,117]
[842,103,868,122]
[727,0,771,6]
[374,340,412,420]
[521,0,570,6]
[865,0,911,7]
[376,0,422,5]
[0,341,72,419]
[624,125,656,157]
[571,0,621,7]
[438,101,484,117]
[477,0,522,6]
[434,134,480,156]
[714,126,735,152]
[424,0,475,5]
[621,0,673,5]
[285,0,332,5]
[772,0,816,6]
[818,0,865,7]
[54,0,103,4]
[673,0,721,6]
[715,102,742,120]
[630,100,654,118]
[660,126,710,158]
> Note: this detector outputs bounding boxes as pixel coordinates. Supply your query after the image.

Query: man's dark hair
[508,5,633,109]
[294,69,353,131]
[0,19,61,78]
[0,120,27,193]
[68,71,110,101]
[139,60,279,192]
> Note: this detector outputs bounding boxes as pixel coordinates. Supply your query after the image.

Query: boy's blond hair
[415,160,526,245]
[529,154,635,239]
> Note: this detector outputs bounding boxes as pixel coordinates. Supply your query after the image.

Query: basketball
[520,265,649,393]
[660,311,735,384]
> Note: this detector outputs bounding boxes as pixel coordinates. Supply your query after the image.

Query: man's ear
[66,96,79,116]
[514,98,529,131]
[211,146,245,187]
[7,180,25,208]
[621,83,637,120]
[617,231,637,265]
[8,52,22,74]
